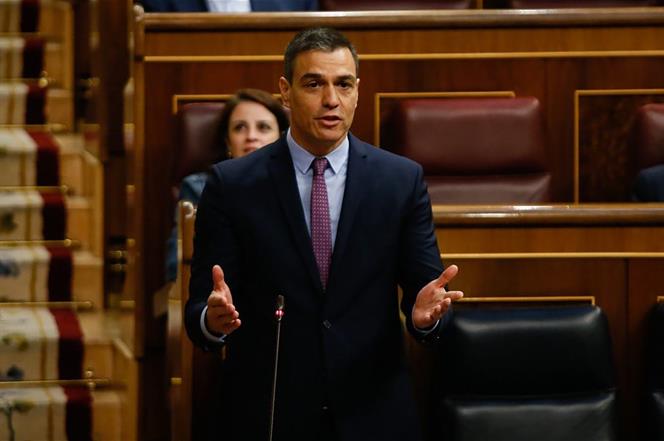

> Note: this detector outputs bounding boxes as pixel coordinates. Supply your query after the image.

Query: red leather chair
[320,0,473,10]
[381,97,551,204]
[173,102,226,186]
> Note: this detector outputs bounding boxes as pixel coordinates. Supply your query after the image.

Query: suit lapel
[268,138,323,292]
[328,135,370,291]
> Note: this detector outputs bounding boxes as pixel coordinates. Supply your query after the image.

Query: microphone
[268,295,285,441]
[274,295,285,321]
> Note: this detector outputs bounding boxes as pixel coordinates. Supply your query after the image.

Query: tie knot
[312,157,329,176]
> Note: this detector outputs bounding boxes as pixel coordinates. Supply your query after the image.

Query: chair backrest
[174,102,226,185]
[634,103,664,171]
[645,302,664,441]
[434,304,618,441]
[381,97,551,204]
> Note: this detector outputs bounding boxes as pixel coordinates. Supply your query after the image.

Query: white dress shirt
[206,0,251,12]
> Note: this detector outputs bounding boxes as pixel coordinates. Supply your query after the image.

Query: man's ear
[279,76,291,108]
[355,78,360,109]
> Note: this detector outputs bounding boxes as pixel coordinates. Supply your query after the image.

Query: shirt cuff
[413,318,439,336]
[200,305,227,343]
[412,320,440,337]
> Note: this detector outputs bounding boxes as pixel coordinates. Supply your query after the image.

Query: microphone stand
[268,295,285,441]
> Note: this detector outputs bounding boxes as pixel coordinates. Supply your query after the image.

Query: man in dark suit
[632,164,664,202]
[138,0,318,12]
[186,27,463,441]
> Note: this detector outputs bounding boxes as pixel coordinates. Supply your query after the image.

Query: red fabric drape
[47,247,72,302]
[40,192,66,240]
[49,308,83,380]
[29,131,60,186]
[22,37,44,79]
[26,84,46,124]
[20,0,40,33]
[63,386,93,441]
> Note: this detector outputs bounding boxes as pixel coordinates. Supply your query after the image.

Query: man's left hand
[412,265,463,329]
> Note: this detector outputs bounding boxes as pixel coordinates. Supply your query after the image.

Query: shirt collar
[286,129,349,175]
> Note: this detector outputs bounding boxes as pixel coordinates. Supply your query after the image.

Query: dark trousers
[318,407,338,441]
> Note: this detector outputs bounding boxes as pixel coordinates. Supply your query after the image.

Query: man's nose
[322,85,340,108]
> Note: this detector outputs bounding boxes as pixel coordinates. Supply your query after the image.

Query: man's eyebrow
[336,75,357,82]
[298,73,357,82]
[299,73,324,81]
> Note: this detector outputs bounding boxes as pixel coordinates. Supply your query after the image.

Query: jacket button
[322,320,332,329]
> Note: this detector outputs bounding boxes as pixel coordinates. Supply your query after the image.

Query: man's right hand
[206,265,241,336]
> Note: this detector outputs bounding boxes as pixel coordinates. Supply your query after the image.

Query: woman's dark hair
[218,88,290,156]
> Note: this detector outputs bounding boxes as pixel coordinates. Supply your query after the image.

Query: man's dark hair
[283,27,359,83]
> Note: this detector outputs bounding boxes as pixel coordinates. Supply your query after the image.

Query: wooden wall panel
[434,205,664,253]
[437,225,664,253]
[445,258,627,370]
[141,12,664,56]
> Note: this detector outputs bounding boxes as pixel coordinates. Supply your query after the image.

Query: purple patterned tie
[311,157,332,289]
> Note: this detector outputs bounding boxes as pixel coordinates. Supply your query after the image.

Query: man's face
[279,48,359,156]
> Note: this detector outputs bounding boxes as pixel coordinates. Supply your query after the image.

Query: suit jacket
[186,134,444,441]
[632,164,664,202]
[139,0,318,12]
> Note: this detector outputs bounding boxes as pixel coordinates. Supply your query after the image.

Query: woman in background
[167,89,289,281]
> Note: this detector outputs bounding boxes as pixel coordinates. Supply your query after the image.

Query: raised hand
[412,265,463,330]
[205,265,241,336]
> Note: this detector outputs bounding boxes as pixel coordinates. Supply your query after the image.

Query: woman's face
[227,101,280,158]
